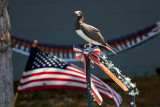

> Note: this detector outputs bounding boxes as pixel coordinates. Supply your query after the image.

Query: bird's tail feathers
[106,43,114,50]
[100,45,117,55]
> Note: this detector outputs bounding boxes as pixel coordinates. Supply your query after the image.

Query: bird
[74,11,117,55]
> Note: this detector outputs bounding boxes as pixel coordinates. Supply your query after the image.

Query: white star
[126,77,131,82]
[131,102,134,105]
[130,83,136,88]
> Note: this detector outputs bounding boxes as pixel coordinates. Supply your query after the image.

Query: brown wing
[80,23,106,45]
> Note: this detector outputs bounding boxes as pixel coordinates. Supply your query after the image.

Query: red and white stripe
[73,46,122,106]
[73,46,101,60]
[69,64,122,107]
[73,46,83,59]
[18,64,122,106]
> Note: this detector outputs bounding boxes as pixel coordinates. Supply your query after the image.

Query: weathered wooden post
[0,0,14,107]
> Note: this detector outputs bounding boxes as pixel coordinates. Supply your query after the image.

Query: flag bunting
[11,22,160,61]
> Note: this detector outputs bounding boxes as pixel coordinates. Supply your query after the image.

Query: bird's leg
[89,42,92,47]
[84,42,92,50]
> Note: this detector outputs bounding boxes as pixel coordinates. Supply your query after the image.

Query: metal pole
[86,56,92,107]
[130,95,135,107]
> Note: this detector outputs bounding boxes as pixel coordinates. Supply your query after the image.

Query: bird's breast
[76,30,90,41]
[76,30,101,45]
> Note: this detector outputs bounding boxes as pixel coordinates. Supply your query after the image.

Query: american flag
[17,47,122,106]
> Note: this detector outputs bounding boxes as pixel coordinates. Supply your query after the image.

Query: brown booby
[74,11,117,55]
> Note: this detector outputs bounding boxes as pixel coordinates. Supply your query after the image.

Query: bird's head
[74,11,83,17]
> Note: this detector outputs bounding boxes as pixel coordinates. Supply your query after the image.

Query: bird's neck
[75,15,84,30]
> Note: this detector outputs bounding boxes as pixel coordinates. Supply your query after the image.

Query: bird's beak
[74,11,79,16]
[74,11,81,16]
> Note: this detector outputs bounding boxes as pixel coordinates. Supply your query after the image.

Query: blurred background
[9,0,160,80]
[8,0,160,106]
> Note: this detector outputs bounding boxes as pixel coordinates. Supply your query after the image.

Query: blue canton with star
[25,48,69,71]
